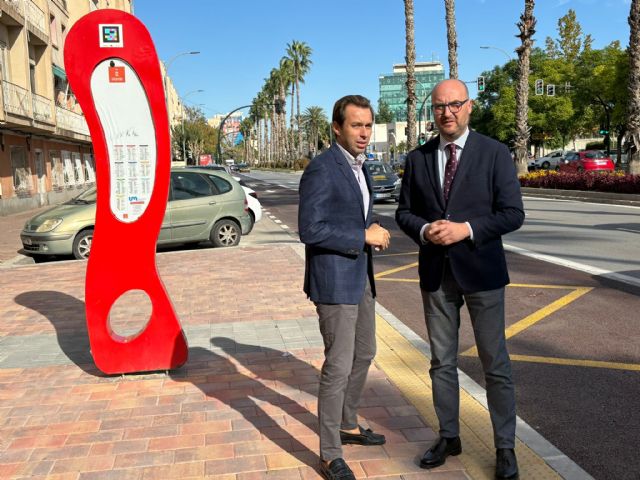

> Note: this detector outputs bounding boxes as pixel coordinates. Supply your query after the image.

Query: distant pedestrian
[298,94,391,480]
[396,79,524,479]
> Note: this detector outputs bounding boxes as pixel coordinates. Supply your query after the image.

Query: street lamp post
[162,51,199,161]
[180,89,204,164]
[479,45,513,62]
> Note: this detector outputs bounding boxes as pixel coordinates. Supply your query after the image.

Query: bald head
[431,79,472,142]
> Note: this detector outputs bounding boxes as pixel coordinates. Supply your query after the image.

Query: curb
[521,187,640,207]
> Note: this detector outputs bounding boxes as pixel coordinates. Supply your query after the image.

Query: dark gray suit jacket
[298,143,376,304]
[396,131,524,294]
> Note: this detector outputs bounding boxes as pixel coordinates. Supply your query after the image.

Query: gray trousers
[421,261,516,449]
[315,280,376,461]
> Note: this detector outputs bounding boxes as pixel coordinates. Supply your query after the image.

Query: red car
[558,150,615,173]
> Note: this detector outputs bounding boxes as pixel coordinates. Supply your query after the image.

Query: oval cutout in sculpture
[108,289,153,340]
[90,58,156,223]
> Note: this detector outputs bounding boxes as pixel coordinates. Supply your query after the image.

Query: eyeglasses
[432,99,469,114]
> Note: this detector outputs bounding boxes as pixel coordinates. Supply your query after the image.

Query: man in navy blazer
[299,95,390,480]
[396,80,524,479]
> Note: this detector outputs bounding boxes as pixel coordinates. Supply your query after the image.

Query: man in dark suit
[396,79,524,480]
[298,95,391,480]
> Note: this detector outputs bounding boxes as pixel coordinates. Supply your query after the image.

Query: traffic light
[418,133,426,145]
[535,79,544,95]
[477,76,485,93]
[546,84,555,96]
[599,126,609,135]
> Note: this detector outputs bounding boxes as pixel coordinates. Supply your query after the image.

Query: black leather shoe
[340,425,386,446]
[420,436,462,469]
[496,448,519,479]
[320,458,355,480]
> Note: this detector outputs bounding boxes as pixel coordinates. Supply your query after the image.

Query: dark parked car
[20,168,251,260]
[365,160,401,202]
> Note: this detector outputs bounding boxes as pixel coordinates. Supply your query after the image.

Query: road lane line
[461,286,593,357]
[505,244,640,289]
[509,354,640,372]
[374,262,418,279]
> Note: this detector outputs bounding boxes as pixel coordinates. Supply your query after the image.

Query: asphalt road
[242,169,640,480]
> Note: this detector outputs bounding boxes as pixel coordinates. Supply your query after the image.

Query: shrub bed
[519,170,640,194]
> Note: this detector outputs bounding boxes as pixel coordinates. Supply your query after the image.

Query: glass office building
[379,62,445,122]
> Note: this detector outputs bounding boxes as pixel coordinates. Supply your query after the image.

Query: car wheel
[72,229,93,260]
[210,219,241,247]
[555,165,560,171]
[246,211,255,234]
[542,161,550,169]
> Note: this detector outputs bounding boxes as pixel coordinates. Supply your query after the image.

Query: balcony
[2,80,31,118]
[0,0,26,25]
[26,0,48,44]
[55,106,89,136]
[32,91,53,123]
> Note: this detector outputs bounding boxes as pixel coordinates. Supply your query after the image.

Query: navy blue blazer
[395,131,524,294]
[298,143,376,304]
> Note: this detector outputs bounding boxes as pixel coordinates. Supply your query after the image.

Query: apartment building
[0,0,134,215]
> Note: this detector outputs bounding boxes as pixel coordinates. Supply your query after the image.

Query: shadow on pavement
[14,290,103,376]
[170,341,321,472]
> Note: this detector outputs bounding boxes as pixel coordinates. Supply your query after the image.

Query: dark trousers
[421,261,516,448]
[315,280,376,461]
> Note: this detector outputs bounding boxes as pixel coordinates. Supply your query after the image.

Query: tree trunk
[445,0,459,79]
[626,0,640,174]
[296,76,302,159]
[404,0,417,150]
[514,0,536,176]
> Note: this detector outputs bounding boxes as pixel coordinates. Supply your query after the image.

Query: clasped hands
[365,222,390,251]
[423,219,470,245]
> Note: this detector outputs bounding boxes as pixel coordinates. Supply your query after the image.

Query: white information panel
[90,59,156,223]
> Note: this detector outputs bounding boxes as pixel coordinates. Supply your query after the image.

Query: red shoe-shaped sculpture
[64,10,188,374]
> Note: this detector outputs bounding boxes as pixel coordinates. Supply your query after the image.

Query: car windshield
[584,151,607,159]
[69,187,97,204]
[367,163,393,175]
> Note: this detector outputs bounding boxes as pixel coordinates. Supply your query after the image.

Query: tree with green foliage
[171,106,218,164]
[376,100,395,124]
[627,0,640,174]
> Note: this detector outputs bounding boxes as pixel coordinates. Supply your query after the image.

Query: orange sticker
[109,66,125,83]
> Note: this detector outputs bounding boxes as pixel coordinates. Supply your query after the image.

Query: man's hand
[365,223,390,251]
[424,220,470,245]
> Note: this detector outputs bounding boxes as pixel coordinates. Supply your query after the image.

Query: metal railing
[32,91,52,122]
[26,0,47,38]
[55,106,89,136]
[2,80,31,118]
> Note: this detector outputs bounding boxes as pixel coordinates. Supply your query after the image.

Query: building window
[11,146,32,195]
[62,150,74,187]
[50,151,64,190]
[50,15,59,48]
[83,153,95,182]
[73,152,84,184]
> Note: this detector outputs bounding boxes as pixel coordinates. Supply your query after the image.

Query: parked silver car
[21,168,251,260]
[531,150,575,171]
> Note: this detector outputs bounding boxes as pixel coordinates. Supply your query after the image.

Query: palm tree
[286,40,313,157]
[514,0,536,176]
[302,106,328,158]
[403,0,417,150]
[444,0,459,79]
[626,0,640,174]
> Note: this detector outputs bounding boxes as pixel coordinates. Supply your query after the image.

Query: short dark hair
[332,95,375,126]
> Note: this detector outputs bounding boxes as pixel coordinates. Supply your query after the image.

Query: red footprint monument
[65,10,188,374]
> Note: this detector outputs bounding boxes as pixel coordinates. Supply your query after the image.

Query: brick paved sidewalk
[0,244,469,479]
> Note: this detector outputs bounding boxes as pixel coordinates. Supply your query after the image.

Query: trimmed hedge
[519,170,640,194]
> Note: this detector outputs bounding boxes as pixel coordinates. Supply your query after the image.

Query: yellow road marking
[374,261,418,279]
[374,314,560,479]
[509,354,640,371]
[461,287,592,357]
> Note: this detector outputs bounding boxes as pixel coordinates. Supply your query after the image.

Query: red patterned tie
[443,143,458,202]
